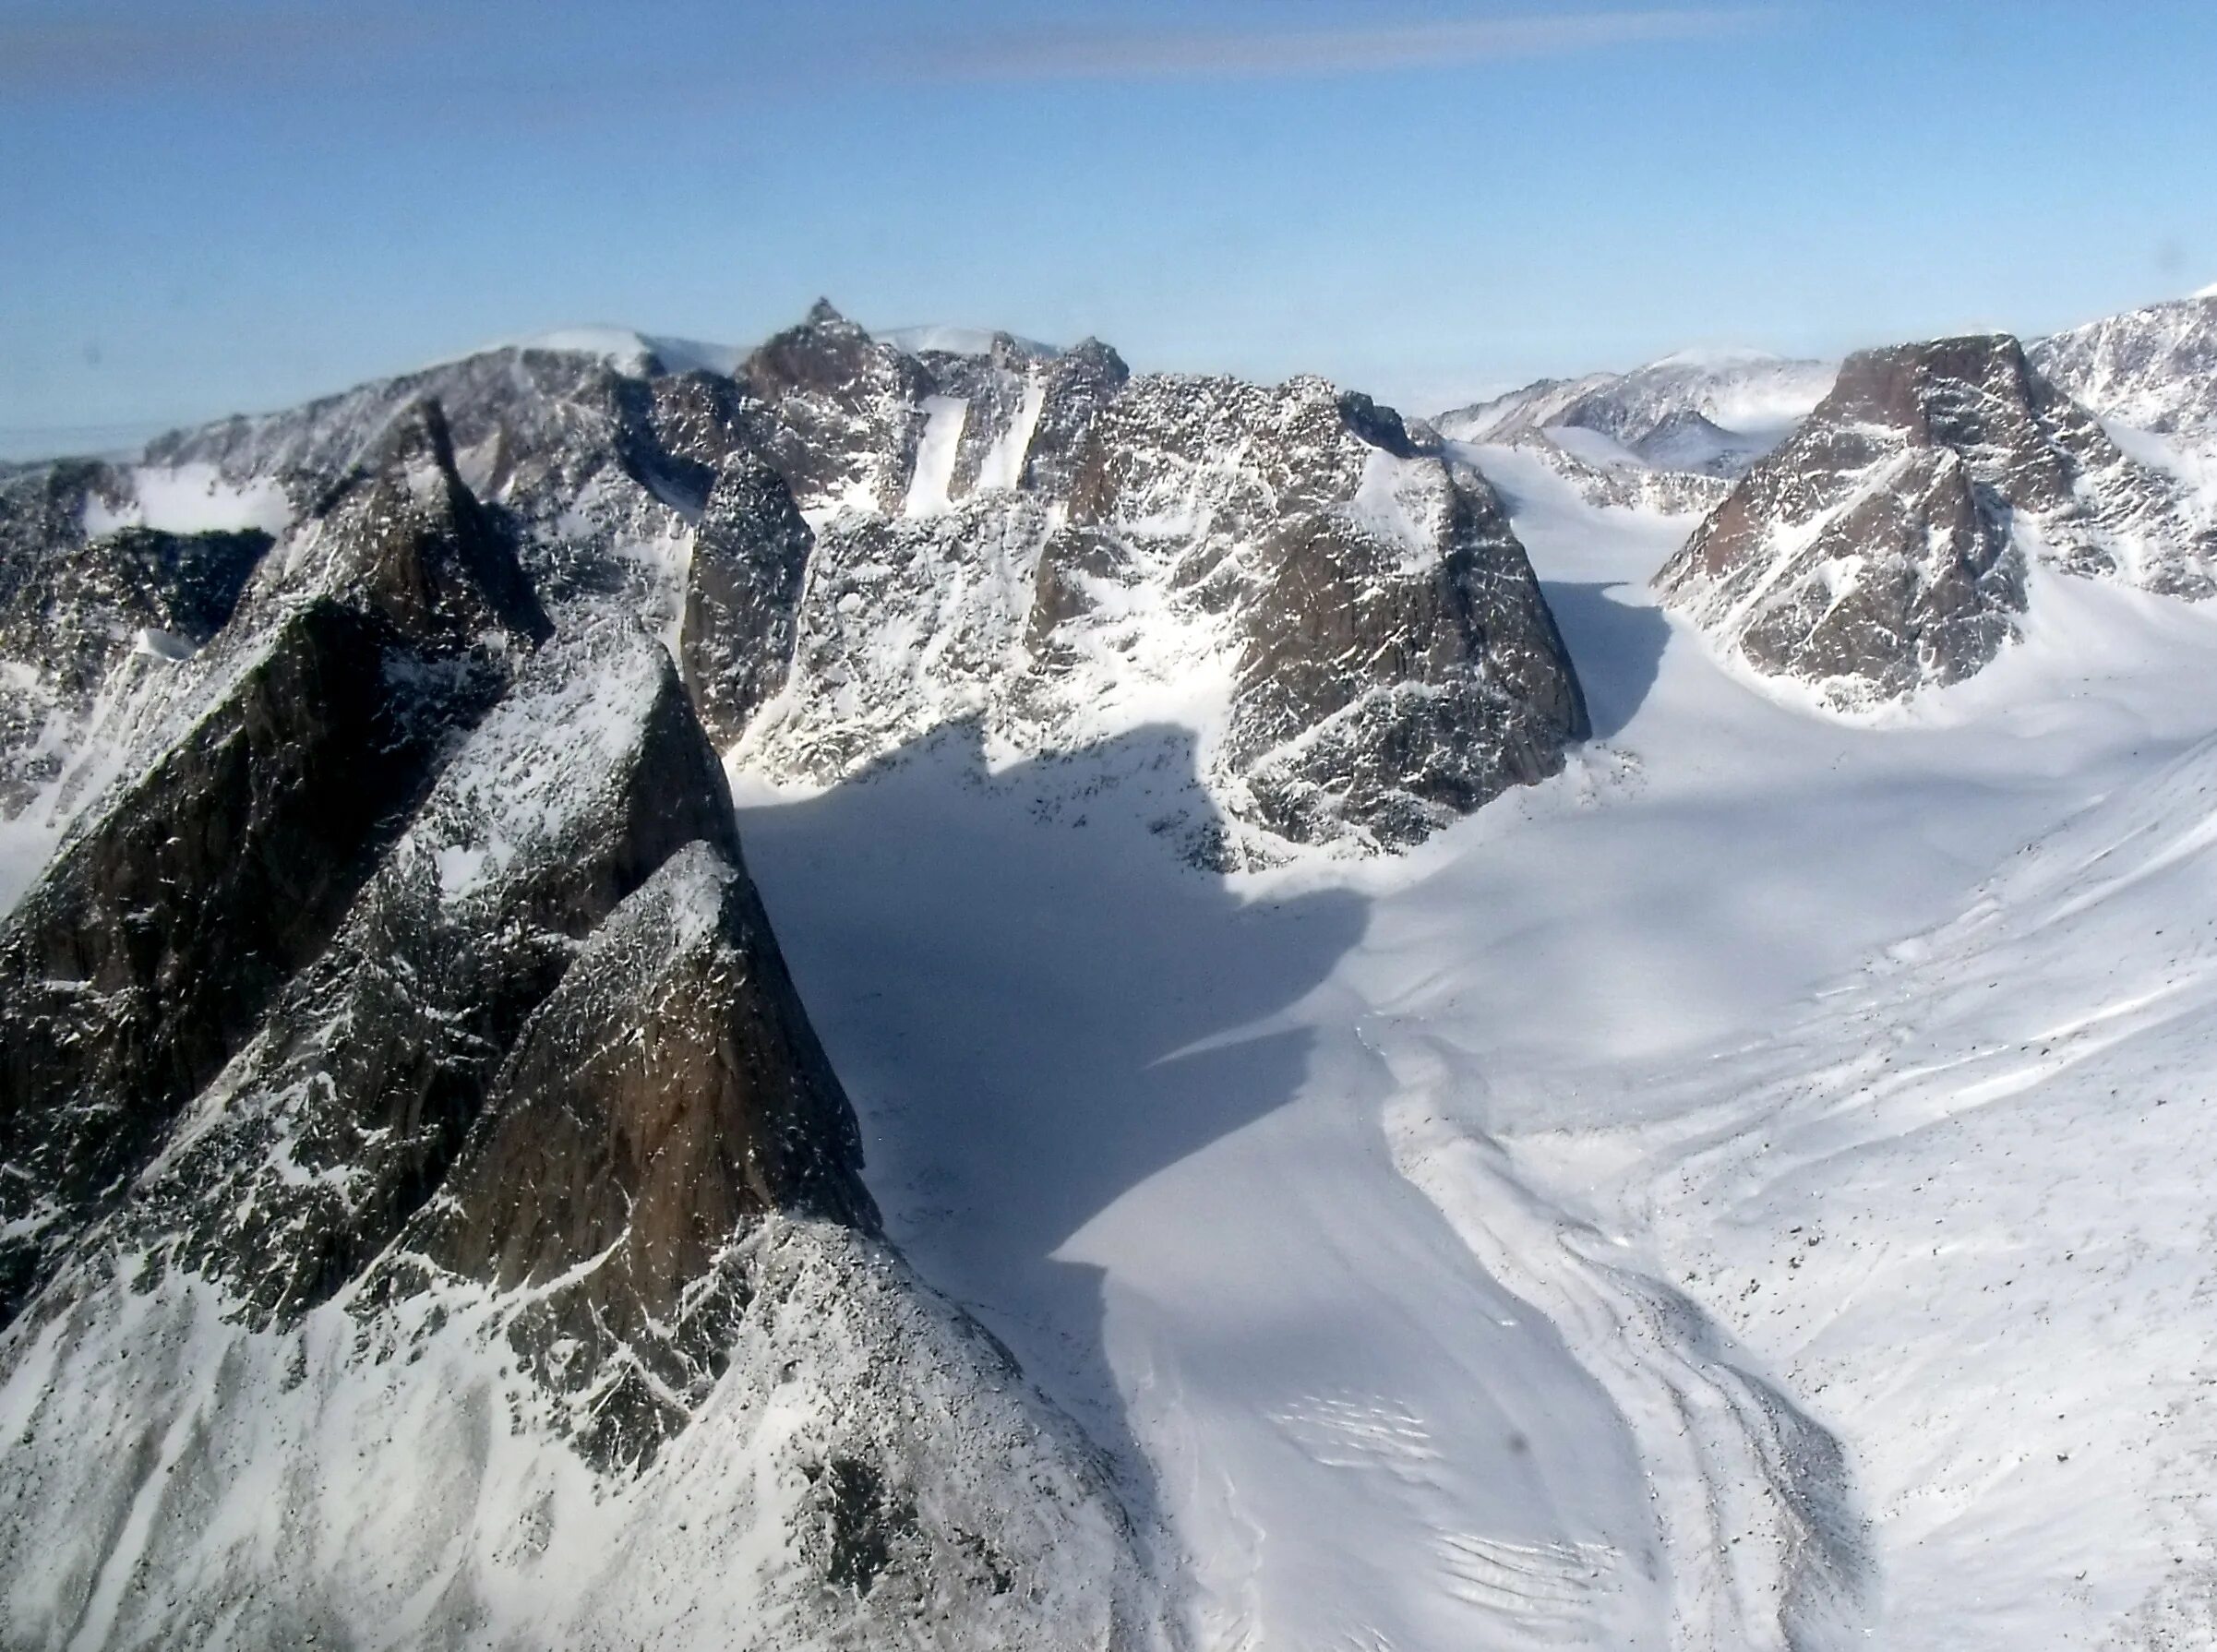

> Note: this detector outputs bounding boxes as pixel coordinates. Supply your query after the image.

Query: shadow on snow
[1540,579,1670,742]
[732,720,1368,1574]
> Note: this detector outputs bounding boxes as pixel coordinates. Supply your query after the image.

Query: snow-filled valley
[730,437,2217,1651]
[6,289,2217,1648]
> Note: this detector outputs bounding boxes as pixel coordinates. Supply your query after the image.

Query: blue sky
[2,0,2212,454]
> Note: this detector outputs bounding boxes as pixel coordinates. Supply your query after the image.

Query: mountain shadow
[1539,580,1670,740]
[731,720,1370,1586]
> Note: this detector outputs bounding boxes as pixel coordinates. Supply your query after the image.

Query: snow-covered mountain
[1436,350,1837,511]
[0,305,1589,1646]
[92,301,1588,865]
[1654,331,2217,706]
[2031,288,2217,452]
[0,401,1164,1647]
[8,284,2217,1652]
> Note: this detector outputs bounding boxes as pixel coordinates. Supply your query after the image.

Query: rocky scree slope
[1653,332,2217,706]
[0,402,1168,1649]
[124,300,1588,862]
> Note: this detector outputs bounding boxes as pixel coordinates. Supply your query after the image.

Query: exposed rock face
[1225,457,1588,845]
[738,362,1587,859]
[0,600,486,1321]
[1040,375,1588,848]
[0,460,273,825]
[739,299,929,514]
[131,621,751,1328]
[679,449,813,746]
[0,392,1169,1646]
[1656,333,2217,706]
[2031,290,2217,452]
[136,301,1587,861]
[0,407,548,1321]
[391,844,875,1467]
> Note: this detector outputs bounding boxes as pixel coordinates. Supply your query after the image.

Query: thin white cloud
[905,8,1776,84]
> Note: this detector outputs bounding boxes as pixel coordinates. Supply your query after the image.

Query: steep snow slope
[734,439,2217,1650]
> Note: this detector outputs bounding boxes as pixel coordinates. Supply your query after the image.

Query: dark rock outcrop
[1051,373,1588,848]
[389,842,875,1467]
[133,622,752,1328]
[0,601,499,1321]
[680,449,813,746]
[1657,333,2217,704]
[1020,338,1132,496]
[1226,453,1589,846]
[273,399,551,644]
[0,405,548,1322]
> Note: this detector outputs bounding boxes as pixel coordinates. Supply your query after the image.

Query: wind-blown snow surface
[732,439,2217,1650]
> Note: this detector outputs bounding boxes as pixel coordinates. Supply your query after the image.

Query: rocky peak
[740,302,930,514]
[1221,443,1588,847]
[389,840,877,1464]
[282,398,552,646]
[126,617,786,1336]
[1336,389,1434,460]
[1065,372,1371,529]
[1656,331,2216,706]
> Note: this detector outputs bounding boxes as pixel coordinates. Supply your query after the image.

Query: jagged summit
[101,302,1590,863]
[0,400,1171,1646]
[282,396,552,647]
[1656,331,2217,706]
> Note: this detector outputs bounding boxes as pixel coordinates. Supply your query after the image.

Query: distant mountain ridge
[2029,289,2217,452]
[1437,350,1838,479]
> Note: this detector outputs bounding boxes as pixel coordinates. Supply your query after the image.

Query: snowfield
[733,432,2217,1650]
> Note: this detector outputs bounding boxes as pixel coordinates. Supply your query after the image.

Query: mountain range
[1,282,2214,1649]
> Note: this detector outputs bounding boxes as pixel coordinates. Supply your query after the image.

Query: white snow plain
[732,432,2217,1650]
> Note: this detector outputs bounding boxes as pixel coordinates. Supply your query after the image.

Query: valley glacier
[5,297,2217,1649]
[729,437,2217,1650]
